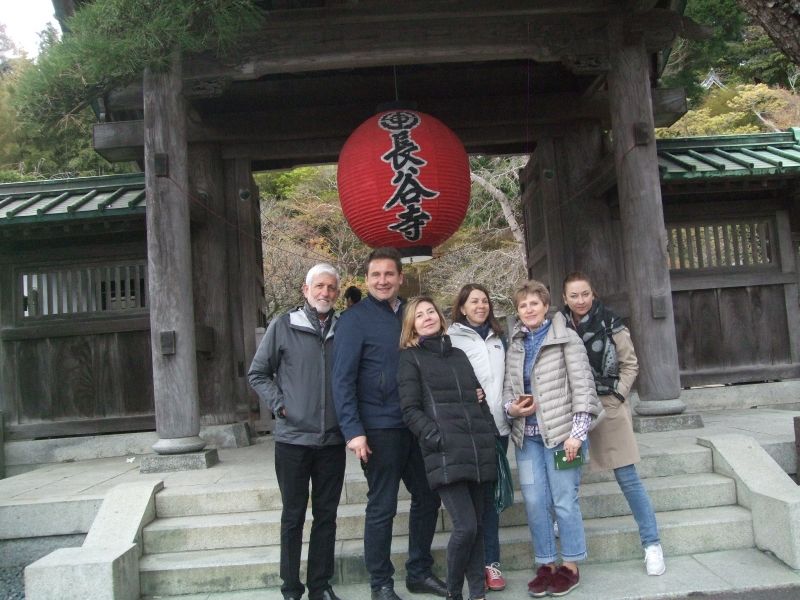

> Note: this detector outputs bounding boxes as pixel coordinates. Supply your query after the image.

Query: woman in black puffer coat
[398,296,497,600]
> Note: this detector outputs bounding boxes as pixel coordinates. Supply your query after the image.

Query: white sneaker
[644,543,666,576]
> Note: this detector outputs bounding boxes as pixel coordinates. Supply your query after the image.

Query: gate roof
[657,128,800,181]
[0,173,145,226]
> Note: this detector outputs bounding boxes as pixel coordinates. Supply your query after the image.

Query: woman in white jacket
[447,283,509,592]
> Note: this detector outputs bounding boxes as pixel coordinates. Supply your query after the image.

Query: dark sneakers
[527,565,554,597]
[547,565,580,596]
[406,574,448,597]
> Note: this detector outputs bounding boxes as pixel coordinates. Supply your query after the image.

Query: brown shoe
[527,565,554,597]
[547,565,580,596]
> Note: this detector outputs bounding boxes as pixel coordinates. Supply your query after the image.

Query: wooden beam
[258,1,620,24]
[0,315,149,341]
[679,364,800,388]
[94,88,686,164]
[183,13,612,85]
[6,416,156,441]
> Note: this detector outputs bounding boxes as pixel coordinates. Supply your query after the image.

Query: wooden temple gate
[6,0,722,449]
[525,127,800,389]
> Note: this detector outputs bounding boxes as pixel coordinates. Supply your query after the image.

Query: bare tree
[420,238,527,317]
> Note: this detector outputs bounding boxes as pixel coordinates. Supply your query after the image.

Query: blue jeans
[362,428,441,590]
[614,464,660,547]
[516,435,587,564]
[483,435,509,565]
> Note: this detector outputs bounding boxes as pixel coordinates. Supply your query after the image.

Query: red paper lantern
[337,110,470,262]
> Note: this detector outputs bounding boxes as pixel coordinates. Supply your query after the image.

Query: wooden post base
[152,435,207,455]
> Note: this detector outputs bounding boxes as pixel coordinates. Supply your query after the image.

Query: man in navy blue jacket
[333,247,445,600]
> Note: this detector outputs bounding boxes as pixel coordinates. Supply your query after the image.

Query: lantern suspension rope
[393,65,400,102]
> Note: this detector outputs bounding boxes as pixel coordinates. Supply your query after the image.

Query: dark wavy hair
[451,283,504,336]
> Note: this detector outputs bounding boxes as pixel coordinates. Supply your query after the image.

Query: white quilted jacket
[504,312,602,449]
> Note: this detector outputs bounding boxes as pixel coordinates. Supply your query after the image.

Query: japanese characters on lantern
[338,109,470,261]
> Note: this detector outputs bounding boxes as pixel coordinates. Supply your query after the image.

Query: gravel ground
[0,567,24,600]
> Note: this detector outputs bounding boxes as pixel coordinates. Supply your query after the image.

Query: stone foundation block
[140,449,219,473]
[25,543,139,600]
[633,413,704,433]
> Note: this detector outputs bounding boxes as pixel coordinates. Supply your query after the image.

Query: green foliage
[0,53,136,178]
[13,0,263,131]
[662,0,793,102]
[731,26,795,86]
[656,83,794,138]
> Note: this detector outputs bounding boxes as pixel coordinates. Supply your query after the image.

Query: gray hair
[305,263,340,287]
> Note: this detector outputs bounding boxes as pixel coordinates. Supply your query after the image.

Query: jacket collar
[289,306,338,339]
[511,312,570,345]
[366,293,405,314]
[448,321,497,340]
[418,334,452,356]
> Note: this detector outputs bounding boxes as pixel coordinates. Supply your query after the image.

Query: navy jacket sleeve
[332,310,365,441]
[247,316,285,414]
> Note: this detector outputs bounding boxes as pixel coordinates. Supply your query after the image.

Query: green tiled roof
[657,128,800,181]
[0,173,145,225]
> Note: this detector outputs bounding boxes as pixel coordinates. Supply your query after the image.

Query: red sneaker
[547,565,580,597]
[484,563,506,591]
[527,565,554,597]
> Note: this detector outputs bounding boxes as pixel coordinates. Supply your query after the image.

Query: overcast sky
[1,0,60,57]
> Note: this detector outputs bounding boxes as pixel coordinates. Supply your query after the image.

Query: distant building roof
[0,173,145,226]
[657,128,800,181]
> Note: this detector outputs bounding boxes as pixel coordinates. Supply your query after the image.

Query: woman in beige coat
[561,272,665,577]
[504,280,602,597]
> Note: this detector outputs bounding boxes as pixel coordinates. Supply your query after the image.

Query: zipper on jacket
[416,352,448,482]
[449,363,481,483]
[320,336,327,440]
[411,350,446,477]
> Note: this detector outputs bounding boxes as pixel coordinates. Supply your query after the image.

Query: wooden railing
[20,261,148,320]
[667,218,773,271]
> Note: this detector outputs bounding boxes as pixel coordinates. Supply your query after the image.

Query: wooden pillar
[536,136,567,295]
[189,144,238,424]
[551,123,624,303]
[607,20,685,415]
[224,158,261,417]
[143,53,206,453]
[0,263,16,434]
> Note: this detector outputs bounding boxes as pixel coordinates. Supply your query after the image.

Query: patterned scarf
[563,300,624,397]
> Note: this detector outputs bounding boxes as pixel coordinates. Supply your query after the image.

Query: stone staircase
[138,445,755,598]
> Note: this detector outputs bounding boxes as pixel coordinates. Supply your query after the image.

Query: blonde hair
[512,279,551,310]
[400,296,447,349]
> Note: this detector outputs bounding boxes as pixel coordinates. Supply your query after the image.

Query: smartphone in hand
[516,394,534,408]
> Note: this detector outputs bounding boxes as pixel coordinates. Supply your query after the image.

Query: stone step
[154,444,714,519]
[140,548,800,600]
[341,445,714,506]
[143,472,735,554]
[139,505,754,596]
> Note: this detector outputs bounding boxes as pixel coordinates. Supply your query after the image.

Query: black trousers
[274,441,346,600]
[438,480,488,599]
[362,428,441,589]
